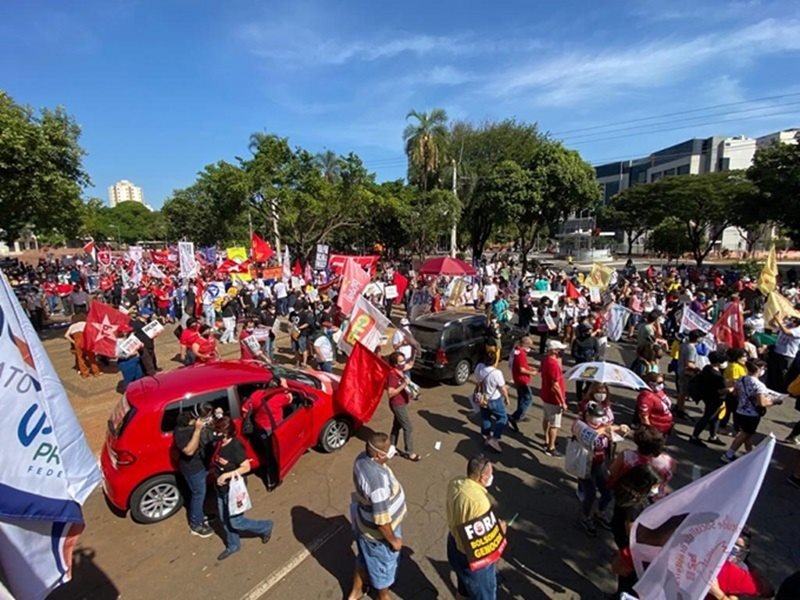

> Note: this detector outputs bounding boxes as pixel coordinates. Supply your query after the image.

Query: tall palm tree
[315,149,341,184]
[403,108,448,191]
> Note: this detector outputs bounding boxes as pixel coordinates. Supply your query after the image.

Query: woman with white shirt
[721,359,784,462]
[473,351,510,453]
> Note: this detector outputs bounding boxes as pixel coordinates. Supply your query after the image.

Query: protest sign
[142,320,164,339]
[455,508,508,571]
[314,244,329,270]
[338,297,391,354]
[178,241,197,278]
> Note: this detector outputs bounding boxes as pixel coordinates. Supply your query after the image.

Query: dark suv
[409,311,519,385]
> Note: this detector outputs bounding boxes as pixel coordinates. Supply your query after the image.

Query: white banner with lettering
[0,273,101,599]
[178,241,197,278]
[630,436,775,600]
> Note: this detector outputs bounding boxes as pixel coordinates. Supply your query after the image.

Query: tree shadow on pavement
[47,548,120,600]
[290,506,354,598]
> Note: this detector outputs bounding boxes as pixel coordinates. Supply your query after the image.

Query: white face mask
[653,383,665,391]
[594,392,607,402]
[587,417,604,427]
[482,473,494,488]
[369,442,397,460]
[719,362,729,370]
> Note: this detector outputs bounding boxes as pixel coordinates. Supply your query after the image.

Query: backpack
[688,371,704,403]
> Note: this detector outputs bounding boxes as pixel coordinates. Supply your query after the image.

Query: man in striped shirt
[348,432,407,600]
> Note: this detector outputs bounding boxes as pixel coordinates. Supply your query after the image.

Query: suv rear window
[409,325,442,349]
[108,395,136,439]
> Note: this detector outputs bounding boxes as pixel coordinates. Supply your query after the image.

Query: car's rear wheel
[452,359,471,385]
[319,418,351,453]
[129,474,183,524]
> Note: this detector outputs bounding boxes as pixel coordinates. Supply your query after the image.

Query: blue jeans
[118,356,143,391]
[511,384,533,422]
[216,488,272,552]
[277,297,288,316]
[46,295,58,313]
[318,361,333,373]
[579,462,612,518]
[480,398,508,440]
[447,534,496,599]
[266,337,275,362]
[180,466,207,530]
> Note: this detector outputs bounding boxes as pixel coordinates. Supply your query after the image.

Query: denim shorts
[356,527,401,590]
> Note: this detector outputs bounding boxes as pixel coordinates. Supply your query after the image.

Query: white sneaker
[485,438,502,453]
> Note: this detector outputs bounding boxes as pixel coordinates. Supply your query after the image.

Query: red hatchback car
[101,360,361,524]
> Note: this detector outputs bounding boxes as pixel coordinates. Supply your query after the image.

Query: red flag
[335,341,392,423]
[82,240,96,262]
[83,302,130,358]
[97,248,111,267]
[392,272,409,305]
[292,259,303,277]
[250,233,275,263]
[565,279,581,300]
[710,300,745,349]
[337,257,370,315]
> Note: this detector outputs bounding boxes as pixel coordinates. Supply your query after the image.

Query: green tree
[647,216,693,259]
[656,171,756,266]
[403,108,448,191]
[599,184,667,256]
[747,134,800,243]
[0,91,90,242]
[403,189,460,257]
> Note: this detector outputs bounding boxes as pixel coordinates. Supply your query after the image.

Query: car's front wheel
[129,474,184,524]
[319,418,351,453]
[452,359,471,385]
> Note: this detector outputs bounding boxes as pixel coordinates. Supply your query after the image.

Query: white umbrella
[564,361,647,390]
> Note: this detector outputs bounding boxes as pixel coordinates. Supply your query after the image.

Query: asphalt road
[40,317,800,600]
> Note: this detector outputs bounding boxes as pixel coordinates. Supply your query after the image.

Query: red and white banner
[97,248,111,267]
[82,240,96,263]
[147,264,166,279]
[328,254,379,275]
[337,258,370,316]
[710,301,745,349]
[83,302,131,358]
[630,436,775,600]
[338,296,390,355]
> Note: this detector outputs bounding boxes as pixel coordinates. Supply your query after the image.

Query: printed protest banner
[455,508,508,571]
[314,244,329,271]
[142,320,164,339]
[178,241,197,278]
[338,296,391,355]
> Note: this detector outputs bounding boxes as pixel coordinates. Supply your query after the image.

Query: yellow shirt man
[446,477,491,555]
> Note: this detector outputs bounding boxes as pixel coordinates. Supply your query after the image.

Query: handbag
[565,438,591,479]
[471,369,493,413]
[227,474,252,516]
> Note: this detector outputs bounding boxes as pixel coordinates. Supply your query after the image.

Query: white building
[108,180,145,207]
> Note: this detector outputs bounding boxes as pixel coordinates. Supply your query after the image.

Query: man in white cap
[540,339,568,457]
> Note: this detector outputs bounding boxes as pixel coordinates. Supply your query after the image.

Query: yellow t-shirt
[724,362,747,382]
[446,477,492,554]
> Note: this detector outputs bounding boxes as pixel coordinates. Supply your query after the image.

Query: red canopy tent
[418,256,477,276]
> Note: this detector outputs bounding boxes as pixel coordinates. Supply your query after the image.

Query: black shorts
[733,412,760,435]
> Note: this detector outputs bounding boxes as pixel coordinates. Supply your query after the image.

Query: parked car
[101,360,360,524]
[409,311,520,385]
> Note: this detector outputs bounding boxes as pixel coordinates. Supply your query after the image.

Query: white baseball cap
[546,340,567,352]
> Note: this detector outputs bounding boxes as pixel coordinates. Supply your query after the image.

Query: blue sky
[1,0,799,208]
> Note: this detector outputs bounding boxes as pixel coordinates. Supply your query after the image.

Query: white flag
[282,247,291,283]
[630,436,775,600]
[0,273,101,599]
[178,241,197,278]
[678,306,712,335]
[147,263,166,279]
[127,245,143,263]
[131,260,143,286]
[607,303,632,342]
[338,296,391,355]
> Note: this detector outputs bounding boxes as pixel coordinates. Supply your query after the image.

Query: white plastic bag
[564,438,591,479]
[227,474,252,516]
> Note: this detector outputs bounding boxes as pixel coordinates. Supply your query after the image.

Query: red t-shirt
[636,389,674,434]
[511,348,531,386]
[196,337,217,362]
[242,390,290,432]
[540,355,565,406]
[714,560,763,597]
[179,327,199,348]
[386,370,411,407]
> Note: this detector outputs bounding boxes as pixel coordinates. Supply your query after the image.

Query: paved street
[44,321,800,600]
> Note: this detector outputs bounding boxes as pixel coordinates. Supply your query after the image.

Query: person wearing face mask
[446,455,506,599]
[689,351,734,447]
[721,360,785,463]
[636,372,674,439]
[192,324,219,364]
[579,382,614,423]
[708,529,774,599]
[348,433,407,600]
[572,401,617,537]
[239,317,270,363]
